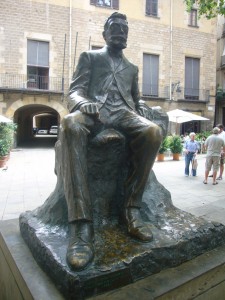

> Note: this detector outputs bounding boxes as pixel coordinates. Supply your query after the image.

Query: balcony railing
[141,84,209,102]
[184,88,209,101]
[142,84,170,98]
[0,74,210,102]
[0,73,70,93]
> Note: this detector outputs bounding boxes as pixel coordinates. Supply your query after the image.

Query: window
[185,57,200,100]
[146,0,158,17]
[90,0,119,9]
[189,9,198,27]
[27,40,49,90]
[91,46,102,50]
[142,54,159,97]
[221,45,225,66]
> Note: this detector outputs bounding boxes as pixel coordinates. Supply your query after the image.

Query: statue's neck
[107,47,123,58]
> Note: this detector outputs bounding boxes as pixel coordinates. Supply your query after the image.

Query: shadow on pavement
[18,136,57,149]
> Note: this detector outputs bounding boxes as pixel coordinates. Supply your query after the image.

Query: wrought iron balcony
[142,84,169,98]
[183,88,210,101]
[0,73,70,93]
[141,84,209,102]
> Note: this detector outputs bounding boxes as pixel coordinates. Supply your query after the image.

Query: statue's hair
[104,12,127,31]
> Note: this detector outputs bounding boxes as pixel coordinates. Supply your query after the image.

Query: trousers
[185,152,196,176]
[61,108,162,223]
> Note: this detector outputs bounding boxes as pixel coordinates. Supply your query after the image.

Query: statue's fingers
[91,104,99,115]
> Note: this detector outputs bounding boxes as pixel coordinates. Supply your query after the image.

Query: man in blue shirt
[184,132,199,176]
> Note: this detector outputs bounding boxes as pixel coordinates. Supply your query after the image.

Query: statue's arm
[67,52,99,116]
[131,67,150,119]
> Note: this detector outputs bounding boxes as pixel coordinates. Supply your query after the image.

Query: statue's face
[103,18,128,50]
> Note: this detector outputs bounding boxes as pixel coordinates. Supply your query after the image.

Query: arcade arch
[14,104,60,145]
[4,98,68,146]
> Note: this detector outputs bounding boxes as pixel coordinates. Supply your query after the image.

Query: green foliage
[0,123,17,157]
[184,0,225,19]
[158,136,169,154]
[195,131,211,141]
[168,135,183,154]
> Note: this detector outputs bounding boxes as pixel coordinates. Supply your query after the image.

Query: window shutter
[112,0,119,9]
[142,53,159,96]
[27,40,38,65]
[146,0,158,16]
[90,0,96,5]
[185,57,192,89]
[143,54,150,95]
[185,57,200,98]
[146,0,151,15]
[150,54,159,95]
[152,0,158,16]
[38,42,49,67]
[27,40,49,67]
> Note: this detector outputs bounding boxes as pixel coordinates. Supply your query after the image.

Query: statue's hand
[137,106,149,118]
[80,103,99,117]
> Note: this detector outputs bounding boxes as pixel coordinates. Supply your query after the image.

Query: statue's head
[103,12,128,50]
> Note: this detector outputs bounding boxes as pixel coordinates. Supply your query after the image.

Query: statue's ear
[102,31,106,40]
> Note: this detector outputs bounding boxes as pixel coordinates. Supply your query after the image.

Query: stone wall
[0,0,217,127]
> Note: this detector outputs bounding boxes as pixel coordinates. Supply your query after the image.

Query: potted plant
[157,136,169,161]
[0,123,16,167]
[168,135,183,161]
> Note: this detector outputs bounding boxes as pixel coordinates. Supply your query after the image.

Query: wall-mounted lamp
[171,81,181,94]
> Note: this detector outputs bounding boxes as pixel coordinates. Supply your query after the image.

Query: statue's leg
[61,112,96,271]
[61,113,93,222]
[114,110,162,241]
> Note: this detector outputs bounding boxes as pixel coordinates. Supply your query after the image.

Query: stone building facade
[0,0,218,142]
[216,15,225,125]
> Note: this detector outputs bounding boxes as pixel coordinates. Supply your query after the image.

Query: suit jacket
[67,46,142,113]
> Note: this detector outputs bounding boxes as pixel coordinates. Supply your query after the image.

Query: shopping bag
[192,158,198,170]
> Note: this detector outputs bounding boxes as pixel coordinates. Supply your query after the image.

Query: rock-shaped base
[19,127,225,299]
[19,170,225,299]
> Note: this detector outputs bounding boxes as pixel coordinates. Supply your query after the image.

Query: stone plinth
[2,219,225,300]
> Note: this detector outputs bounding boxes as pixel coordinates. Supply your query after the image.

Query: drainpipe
[69,0,72,80]
[169,0,173,100]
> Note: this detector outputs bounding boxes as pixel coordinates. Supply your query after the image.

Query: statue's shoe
[125,207,153,242]
[67,239,94,271]
[66,222,94,271]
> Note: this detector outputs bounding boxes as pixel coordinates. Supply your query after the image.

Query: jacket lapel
[99,46,130,73]
[115,55,130,73]
[99,46,114,70]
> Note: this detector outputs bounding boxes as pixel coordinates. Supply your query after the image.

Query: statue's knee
[61,116,83,138]
[61,115,72,130]
[146,124,162,145]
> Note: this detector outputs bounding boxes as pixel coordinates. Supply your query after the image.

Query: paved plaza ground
[0,138,225,225]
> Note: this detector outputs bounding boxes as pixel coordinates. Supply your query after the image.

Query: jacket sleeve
[67,52,92,112]
[131,66,142,109]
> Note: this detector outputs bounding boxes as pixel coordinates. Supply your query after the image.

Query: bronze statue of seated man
[60,12,163,271]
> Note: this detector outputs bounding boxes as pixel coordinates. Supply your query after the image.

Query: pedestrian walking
[203,127,225,185]
[215,124,225,180]
[184,132,199,176]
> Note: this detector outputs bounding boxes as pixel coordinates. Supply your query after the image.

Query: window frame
[142,53,159,97]
[27,39,50,90]
[189,9,198,27]
[90,0,119,9]
[184,56,200,100]
[145,0,158,17]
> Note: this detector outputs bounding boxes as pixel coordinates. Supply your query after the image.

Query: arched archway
[14,104,60,146]
[5,98,68,147]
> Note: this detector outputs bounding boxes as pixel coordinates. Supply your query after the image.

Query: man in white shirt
[216,124,225,179]
[204,127,225,185]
